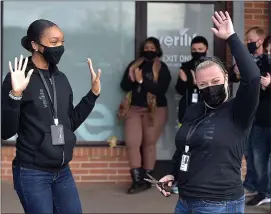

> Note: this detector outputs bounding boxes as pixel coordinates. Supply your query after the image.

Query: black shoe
[246,194,271,206]
[127,168,151,194]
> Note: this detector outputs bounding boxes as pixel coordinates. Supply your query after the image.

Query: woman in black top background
[118,37,171,194]
[175,36,209,123]
[157,11,260,214]
[2,19,101,214]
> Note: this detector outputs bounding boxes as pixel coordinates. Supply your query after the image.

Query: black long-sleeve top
[175,60,201,122]
[1,57,98,172]
[120,60,171,107]
[168,33,260,201]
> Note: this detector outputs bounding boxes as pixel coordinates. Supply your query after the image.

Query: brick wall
[1,146,130,183]
[244,1,269,34]
[1,145,247,183]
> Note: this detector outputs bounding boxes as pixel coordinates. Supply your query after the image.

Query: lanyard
[38,70,58,125]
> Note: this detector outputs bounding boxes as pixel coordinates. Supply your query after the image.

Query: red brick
[81,162,109,168]
[108,175,131,181]
[245,2,253,8]
[245,14,253,19]
[245,19,263,26]
[89,169,117,174]
[71,169,89,175]
[253,2,267,9]
[253,14,268,20]
[72,156,89,162]
[117,169,129,174]
[89,156,118,161]
[81,175,108,181]
[109,162,129,168]
[245,8,263,14]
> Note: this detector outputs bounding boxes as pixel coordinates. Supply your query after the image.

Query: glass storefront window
[2,1,135,143]
[147,2,214,160]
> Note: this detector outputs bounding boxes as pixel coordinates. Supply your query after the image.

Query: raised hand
[87,58,101,96]
[211,11,235,40]
[9,55,34,96]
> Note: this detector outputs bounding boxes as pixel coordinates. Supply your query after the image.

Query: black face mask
[200,84,227,108]
[247,42,258,54]
[191,52,206,60]
[39,44,65,65]
[143,51,157,61]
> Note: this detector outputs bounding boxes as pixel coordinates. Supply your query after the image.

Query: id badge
[180,151,191,172]
[50,124,65,145]
[191,89,198,103]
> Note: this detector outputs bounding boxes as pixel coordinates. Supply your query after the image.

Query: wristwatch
[9,90,22,100]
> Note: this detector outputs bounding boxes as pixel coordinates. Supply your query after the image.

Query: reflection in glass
[147,2,214,160]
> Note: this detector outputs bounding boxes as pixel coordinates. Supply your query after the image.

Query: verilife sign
[158,28,197,66]
[159,28,197,48]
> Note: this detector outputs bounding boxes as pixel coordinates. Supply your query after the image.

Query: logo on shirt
[39,89,48,108]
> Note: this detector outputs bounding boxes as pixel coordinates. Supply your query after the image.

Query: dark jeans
[12,163,82,214]
[243,132,258,192]
[250,125,271,197]
[174,195,245,214]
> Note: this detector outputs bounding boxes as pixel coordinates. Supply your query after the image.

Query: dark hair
[263,35,271,50]
[191,36,209,49]
[21,19,57,52]
[139,37,163,58]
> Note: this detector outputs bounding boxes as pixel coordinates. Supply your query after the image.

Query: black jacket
[168,33,260,200]
[175,60,201,122]
[120,60,171,107]
[1,57,98,172]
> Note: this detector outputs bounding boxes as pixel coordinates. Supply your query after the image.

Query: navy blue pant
[174,195,245,214]
[12,164,82,214]
[250,125,271,197]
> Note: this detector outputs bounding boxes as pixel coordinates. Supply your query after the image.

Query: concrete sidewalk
[1,181,270,213]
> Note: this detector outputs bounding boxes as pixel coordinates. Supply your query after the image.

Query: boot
[127,168,151,194]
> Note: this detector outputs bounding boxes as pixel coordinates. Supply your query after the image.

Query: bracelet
[138,80,143,84]
[9,90,22,101]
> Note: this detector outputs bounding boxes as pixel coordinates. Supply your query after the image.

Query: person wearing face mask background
[1,19,101,214]
[157,11,260,214]
[175,36,209,123]
[118,37,171,194]
[246,35,271,206]
[229,26,265,83]
[240,27,266,198]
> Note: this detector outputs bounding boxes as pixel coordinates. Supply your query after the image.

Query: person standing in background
[118,37,171,194]
[246,36,271,206]
[241,27,266,197]
[175,36,209,123]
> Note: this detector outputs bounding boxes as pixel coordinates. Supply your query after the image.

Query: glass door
[147,2,216,160]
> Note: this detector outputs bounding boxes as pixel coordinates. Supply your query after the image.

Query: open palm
[9,55,33,96]
[87,58,101,96]
[211,11,235,40]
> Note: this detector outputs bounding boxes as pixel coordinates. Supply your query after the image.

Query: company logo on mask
[159,28,197,47]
